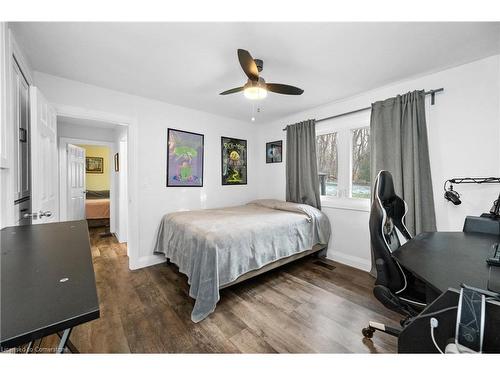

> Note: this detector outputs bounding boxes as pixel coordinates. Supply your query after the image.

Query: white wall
[257,55,500,271]
[34,71,259,269]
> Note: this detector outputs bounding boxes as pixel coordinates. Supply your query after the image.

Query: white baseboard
[327,250,371,272]
[114,231,127,244]
[129,254,166,270]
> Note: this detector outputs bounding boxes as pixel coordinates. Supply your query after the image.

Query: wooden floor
[43,227,400,353]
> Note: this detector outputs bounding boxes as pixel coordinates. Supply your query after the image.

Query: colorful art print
[167,128,204,187]
[266,140,283,163]
[221,137,247,185]
[86,156,104,174]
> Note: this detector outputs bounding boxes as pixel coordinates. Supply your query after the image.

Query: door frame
[59,137,116,230]
[54,105,140,270]
[0,25,34,228]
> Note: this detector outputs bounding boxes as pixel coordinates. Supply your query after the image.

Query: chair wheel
[362,327,375,338]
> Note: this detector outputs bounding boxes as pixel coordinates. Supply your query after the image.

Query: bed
[153,199,331,322]
[85,190,110,226]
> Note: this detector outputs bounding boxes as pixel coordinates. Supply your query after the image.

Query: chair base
[362,321,401,339]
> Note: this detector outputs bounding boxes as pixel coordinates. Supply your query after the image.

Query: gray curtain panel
[370,90,437,236]
[286,119,322,209]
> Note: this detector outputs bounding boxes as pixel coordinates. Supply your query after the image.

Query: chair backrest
[369,170,412,294]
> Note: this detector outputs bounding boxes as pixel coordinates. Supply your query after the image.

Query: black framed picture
[167,128,204,187]
[221,136,247,185]
[114,153,119,172]
[266,140,283,163]
[86,156,104,174]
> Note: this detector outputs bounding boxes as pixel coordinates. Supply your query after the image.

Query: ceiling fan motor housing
[254,59,263,73]
[219,49,303,96]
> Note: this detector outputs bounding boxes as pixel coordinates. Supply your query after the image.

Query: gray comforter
[153,199,331,322]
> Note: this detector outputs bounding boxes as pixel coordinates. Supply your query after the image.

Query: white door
[67,144,86,220]
[30,87,59,224]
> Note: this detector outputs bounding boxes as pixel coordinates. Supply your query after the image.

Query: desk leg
[56,328,79,354]
[25,340,34,353]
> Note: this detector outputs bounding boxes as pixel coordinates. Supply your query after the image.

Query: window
[351,127,370,199]
[316,112,371,209]
[316,132,338,197]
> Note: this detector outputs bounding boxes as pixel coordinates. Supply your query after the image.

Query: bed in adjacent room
[154,199,331,322]
[85,190,110,227]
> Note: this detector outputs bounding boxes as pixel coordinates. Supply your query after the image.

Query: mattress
[153,199,331,322]
[85,198,110,219]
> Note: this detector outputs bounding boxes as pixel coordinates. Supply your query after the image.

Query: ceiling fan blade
[219,87,244,95]
[237,49,259,81]
[266,83,304,95]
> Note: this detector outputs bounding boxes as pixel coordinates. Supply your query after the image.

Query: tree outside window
[316,132,338,197]
[351,127,370,199]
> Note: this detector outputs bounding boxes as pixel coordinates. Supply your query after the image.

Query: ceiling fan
[220,49,304,100]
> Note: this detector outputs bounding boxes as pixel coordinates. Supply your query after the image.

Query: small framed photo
[114,153,119,172]
[266,140,283,163]
[86,156,104,174]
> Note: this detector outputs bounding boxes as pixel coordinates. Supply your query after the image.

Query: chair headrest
[376,171,396,202]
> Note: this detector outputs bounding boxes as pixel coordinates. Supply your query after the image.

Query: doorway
[58,116,128,244]
[74,144,111,230]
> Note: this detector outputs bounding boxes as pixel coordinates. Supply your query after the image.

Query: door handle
[23,212,39,219]
[39,210,52,218]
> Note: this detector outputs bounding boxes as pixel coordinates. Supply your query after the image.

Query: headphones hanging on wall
[444,183,461,205]
[443,177,500,214]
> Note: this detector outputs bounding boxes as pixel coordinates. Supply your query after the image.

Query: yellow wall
[79,145,110,191]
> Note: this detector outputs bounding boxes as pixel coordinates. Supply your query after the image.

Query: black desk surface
[1,221,99,349]
[393,231,500,293]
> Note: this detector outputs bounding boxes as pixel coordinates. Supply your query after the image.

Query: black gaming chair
[362,170,427,339]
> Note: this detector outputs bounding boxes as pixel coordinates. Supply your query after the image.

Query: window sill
[320,197,370,212]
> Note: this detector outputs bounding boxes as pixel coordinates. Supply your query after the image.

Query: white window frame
[316,110,371,212]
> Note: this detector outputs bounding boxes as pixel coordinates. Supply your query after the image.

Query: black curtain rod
[282,88,444,131]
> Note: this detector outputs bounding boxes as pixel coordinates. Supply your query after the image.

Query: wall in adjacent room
[35,71,259,269]
[78,144,111,191]
[256,55,500,271]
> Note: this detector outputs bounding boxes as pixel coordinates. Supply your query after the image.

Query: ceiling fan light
[244,86,267,100]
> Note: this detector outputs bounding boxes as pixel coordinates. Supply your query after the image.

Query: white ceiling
[11,22,500,123]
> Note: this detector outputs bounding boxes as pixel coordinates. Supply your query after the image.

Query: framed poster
[221,136,247,185]
[114,153,119,172]
[167,128,204,187]
[86,156,104,174]
[266,140,283,163]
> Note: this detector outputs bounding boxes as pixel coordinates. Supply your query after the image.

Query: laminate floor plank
[30,226,399,353]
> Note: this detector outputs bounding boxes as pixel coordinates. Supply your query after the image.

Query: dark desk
[393,231,500,294]
[1,221,99,352]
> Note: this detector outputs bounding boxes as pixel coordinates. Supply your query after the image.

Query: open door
[30,87,59,224]
[67,144,86,220]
